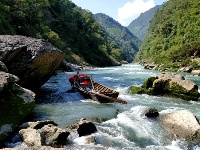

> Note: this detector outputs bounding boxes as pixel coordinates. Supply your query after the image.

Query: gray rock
[145,108,159,118]
[19,122,69,148]
[41,124,70,146]
[19,128,43,146]
[85,136,96,144]
[179,66,192,73]
[67,118,97,137]
[0,72,19,93]
[0,61,8,72]
[191,70,200,76]
[0,72,35,143]
[0,35,64,91]
[159,110,200,141]
[20,120,58,129]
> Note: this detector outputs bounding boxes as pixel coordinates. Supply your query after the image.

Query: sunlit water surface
[6,64,200,150]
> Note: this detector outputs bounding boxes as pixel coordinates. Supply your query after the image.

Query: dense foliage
[93,13,141,63]
[136,0,200,70]
[0,0,120,67]
[127,5,162,40]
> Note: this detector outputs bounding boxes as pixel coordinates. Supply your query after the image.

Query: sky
[70,0,168,26]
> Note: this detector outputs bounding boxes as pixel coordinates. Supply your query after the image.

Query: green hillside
[127,5,162,40]
[93,13,141,63]
[0,0,120,67]
[136,0,200,71]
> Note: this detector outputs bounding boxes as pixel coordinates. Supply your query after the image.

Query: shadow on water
[35,86,84,104]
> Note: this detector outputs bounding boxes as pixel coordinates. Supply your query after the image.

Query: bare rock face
[0,35,64,91]
[159,110,200,141]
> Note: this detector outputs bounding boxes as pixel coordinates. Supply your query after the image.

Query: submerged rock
[128,72,200,101]
[159,110,200,142]
[145,108,159,118]
[0,35,64,91]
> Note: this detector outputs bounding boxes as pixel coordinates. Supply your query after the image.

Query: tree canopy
[94,13,141,63]
[136,0,200,70]
[0,0,120,67]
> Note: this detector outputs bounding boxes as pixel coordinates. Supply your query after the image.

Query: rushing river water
[6,64,200,149]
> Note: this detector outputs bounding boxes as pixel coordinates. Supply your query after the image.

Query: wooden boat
[71,74,127,104]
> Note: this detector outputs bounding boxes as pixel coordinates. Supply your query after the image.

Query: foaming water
[6,64,200,149]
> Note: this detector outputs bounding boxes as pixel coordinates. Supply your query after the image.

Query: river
[6,64,200,149]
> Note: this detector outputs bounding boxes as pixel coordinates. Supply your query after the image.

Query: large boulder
[19,121,70,148]
[159,110,200,141]
[128,72,200,101]
[0,72,35,144]
[0,35,64,91]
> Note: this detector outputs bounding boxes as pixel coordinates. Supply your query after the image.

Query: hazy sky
[70,0,168,26]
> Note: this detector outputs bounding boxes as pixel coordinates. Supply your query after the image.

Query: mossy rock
[128,86,145,94]
[141,77,157,89]
[0,85,35,143]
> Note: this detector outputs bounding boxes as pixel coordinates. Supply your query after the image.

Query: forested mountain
[0,0,120,67]
[135,0,200,71]
[93,13,141,63]
[127,5,162,40]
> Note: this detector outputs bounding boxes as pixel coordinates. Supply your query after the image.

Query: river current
[7,64,200,149]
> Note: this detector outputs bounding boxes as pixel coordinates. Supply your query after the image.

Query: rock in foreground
[0,35,64,91]
[128,72,200,101]
[0,71,35,144]
[159,110,200,141]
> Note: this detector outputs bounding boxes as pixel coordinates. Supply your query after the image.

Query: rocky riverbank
[0,35,64,145]
[140,61,200,76]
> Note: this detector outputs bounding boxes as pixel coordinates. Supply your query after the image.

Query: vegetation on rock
[128,73,200,101]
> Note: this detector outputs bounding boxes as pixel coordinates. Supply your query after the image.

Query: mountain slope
[93,13,141,63]
[135,0,200,70]
[128,5,162,40]
[0,0,119,67]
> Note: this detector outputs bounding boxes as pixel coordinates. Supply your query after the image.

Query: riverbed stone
[19,121,70,148]
[67,118,97,137]
[145,108,159,118]
[159,110,200,141]
[0,35,64,91]
[128,72,200,101]
[41,124,70,147]
[191,70,200,76]
[19,128,43,146]
[20,120,58,129]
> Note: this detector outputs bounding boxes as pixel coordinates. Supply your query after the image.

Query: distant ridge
[93,13,141,63]
[128,5,163,40]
